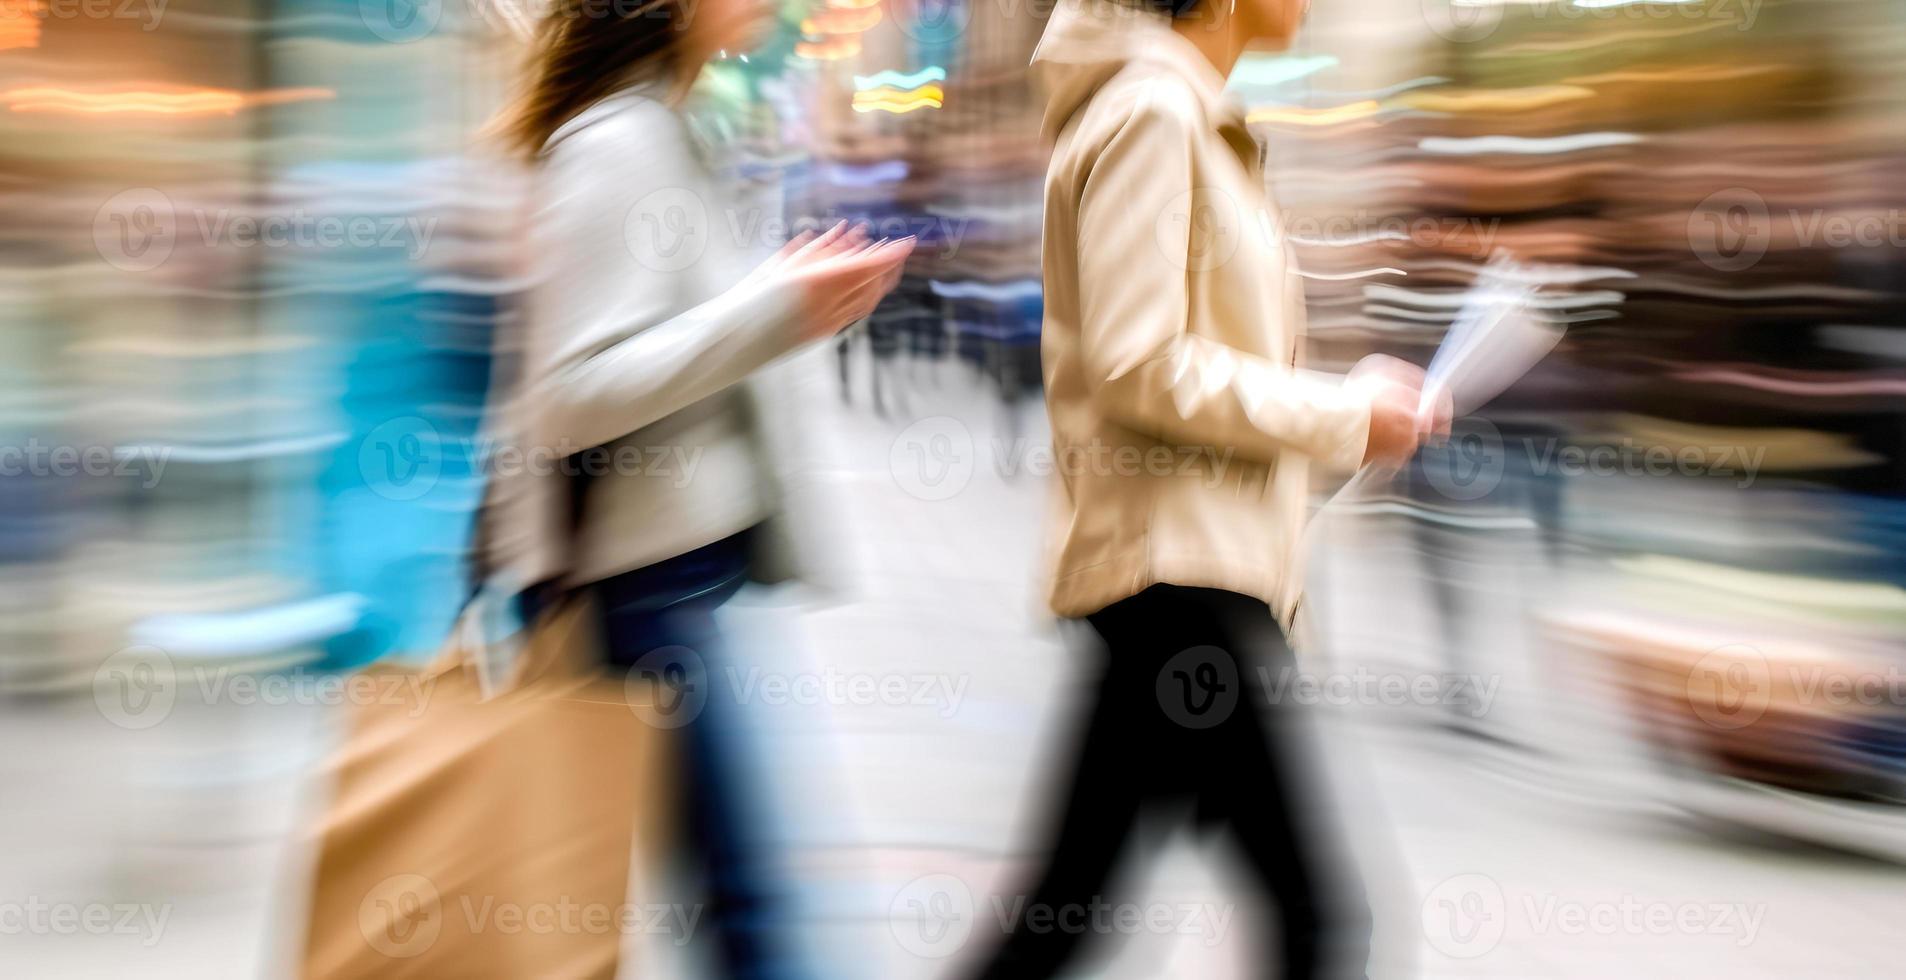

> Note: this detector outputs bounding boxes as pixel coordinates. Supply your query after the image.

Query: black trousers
[968,584,1371,980]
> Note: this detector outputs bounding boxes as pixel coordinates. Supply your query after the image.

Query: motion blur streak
[2,85,335,114]
[4,0,1906,977]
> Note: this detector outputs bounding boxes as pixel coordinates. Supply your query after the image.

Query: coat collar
[1031,0,1248,135]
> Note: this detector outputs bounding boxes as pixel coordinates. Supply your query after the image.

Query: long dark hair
[497,0,692,159]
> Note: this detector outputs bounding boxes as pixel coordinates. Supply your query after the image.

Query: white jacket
[479,84,811,592]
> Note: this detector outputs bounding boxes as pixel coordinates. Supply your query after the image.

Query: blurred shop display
[782,0,1048,413]
[0,0,551,694]
[1285,0,1906,856]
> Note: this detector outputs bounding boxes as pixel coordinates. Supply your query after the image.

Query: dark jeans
[558,528,810,980]
[968,584,1372,980]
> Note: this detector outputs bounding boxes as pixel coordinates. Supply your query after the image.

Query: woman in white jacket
[483,1,912,976]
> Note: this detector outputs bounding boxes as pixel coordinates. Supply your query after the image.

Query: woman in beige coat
[964,0,1442,976]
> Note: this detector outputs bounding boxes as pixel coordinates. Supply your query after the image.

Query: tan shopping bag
[301,597,671,979]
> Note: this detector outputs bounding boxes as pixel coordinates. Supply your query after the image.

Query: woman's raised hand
[758,221,915,342]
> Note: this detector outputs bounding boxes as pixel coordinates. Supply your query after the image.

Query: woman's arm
[1075,89,1375,472]
[522,103,803,456]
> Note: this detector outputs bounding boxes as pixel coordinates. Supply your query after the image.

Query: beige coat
[1032,0,1373,623]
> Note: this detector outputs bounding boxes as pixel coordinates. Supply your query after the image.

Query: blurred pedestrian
[964,0,1445,977]
[479,2,914,976]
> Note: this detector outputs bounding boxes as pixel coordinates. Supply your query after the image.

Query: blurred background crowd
[3,0,1905,975]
